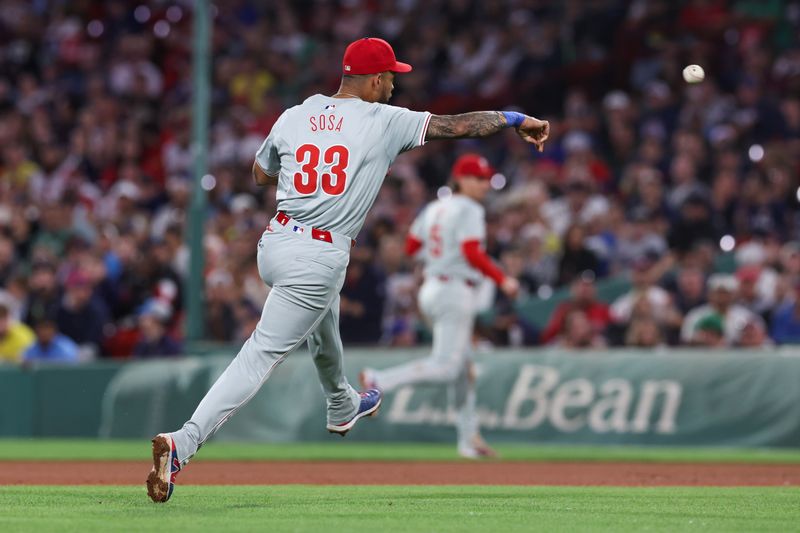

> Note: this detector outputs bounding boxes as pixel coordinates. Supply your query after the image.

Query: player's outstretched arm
[425,111,550,152]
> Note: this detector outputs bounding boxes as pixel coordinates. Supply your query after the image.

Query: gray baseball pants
[171,216,360,464]
[371,277,479,450]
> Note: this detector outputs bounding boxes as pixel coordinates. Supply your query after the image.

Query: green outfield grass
[1,486,797,533]
[1,438,800,463]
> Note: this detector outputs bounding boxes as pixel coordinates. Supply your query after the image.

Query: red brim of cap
[391,61,413,73]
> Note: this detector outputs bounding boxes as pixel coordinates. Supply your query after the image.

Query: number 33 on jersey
[294,144,349,196]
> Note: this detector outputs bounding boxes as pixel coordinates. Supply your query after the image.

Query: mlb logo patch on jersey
[325,104,336,110]
[292,225,305,234]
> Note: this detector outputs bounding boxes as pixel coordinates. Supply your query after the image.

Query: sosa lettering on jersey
[309,114,344,132]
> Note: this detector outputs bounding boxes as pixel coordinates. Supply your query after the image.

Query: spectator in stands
[681,274,763,346]
[690,313,727,348]
[557,309,607,349]
[541,271,610,344]
[667,193,719,257]
[519,222,559,289]
[615,208,668,270]
[666,153,706,213]
[610,257,681,331]
[23,314,80,364]
[736,319,773,348]
[668,266,707,315]
[163,224,189,280]
[204,269,237,342]
[0,235,16,287]
[1,143,40,190]
[770,283,800,344]
[56,269,110,358]
[0,276,25,322]
[30,200,73,258]
[377,232,419,345]
[556,225,601,287]
[779,242,800,283]
[484,246,539,346]
[339,249,386,344]
[151,179,190,241]
[0,301,34,363]
[132,299,182,358]
[736,264,777,321]
[625,315,665,348]
[142,237,183,322]
[774,242,800,306]
[108,234,148,321]
[541,170,609,239]
[381,274,421,346]
[611,257,680,324]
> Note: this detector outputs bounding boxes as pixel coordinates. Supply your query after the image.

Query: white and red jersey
[255,94,431,239]
[408,195,505,284]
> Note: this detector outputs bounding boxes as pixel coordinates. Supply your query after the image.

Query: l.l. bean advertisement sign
[386,364,682,436]
[95,349,800,447]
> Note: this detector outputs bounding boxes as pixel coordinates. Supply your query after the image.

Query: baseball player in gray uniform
[147,37,549,502]
[360,153,519,459]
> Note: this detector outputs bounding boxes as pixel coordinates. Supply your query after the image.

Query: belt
[437,275,478,288]
[268,211,354,252]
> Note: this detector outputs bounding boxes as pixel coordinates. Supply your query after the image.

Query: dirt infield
[2,461,800,486]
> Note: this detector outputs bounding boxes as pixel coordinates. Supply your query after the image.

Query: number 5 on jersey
[294,144,350,196]
[430,224,443,257]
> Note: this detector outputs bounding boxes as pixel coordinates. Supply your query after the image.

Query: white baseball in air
[683,64,705,83]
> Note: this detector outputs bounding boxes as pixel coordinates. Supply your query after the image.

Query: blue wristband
[501,111,525,128]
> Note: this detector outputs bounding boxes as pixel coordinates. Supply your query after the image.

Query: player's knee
[310,349,327,362]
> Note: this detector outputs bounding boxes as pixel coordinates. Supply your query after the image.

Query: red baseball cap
[452,153,493,181]
[342,38,412,75]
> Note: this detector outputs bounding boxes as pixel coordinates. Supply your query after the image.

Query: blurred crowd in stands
[1,0,800,363]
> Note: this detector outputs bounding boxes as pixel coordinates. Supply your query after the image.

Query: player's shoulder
[269,102,303,130]
[371,101,421,119]
[453,194,485,213]
[423,198,443,214]
[272,95,333,132]
[286,94,328,115]
[413,199,443,225]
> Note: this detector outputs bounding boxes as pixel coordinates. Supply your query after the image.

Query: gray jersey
[410,195,486,281]
[255,94,431,239]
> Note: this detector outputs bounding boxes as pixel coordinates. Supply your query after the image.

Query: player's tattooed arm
[425,112,506,140]
[252,162,279,186]
[426,112,550,151]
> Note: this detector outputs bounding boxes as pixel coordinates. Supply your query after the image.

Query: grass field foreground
[1,486,798,533]
[2,439,800,463]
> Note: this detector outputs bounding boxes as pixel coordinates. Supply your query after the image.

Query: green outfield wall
[1,349,799,447]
